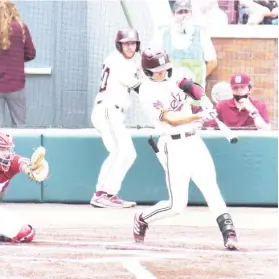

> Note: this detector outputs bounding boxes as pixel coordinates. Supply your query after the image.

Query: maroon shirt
[0,21,36,93]
[206,97,270,130]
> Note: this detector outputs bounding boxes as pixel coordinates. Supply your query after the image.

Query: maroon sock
[96,191,106,197]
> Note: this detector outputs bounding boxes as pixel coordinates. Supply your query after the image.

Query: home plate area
[0,204,277,279]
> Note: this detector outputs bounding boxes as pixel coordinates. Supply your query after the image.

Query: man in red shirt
[0,132,36,243]
[207,73,271,130]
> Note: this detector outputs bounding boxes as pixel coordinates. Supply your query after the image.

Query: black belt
[96,100,123,112]
[171,131,195,140]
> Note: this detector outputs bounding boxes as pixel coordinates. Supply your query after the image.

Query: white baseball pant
[91,102,136,195]
[142,134,228,223]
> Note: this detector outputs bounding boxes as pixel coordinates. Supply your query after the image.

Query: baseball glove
[27,146,49,183]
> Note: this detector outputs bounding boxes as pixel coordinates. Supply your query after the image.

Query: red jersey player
[0,132,36,243]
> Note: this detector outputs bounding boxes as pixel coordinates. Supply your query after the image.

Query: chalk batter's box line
[0,239,276,257]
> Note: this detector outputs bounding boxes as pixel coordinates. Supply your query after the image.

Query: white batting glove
[198,108,217,121]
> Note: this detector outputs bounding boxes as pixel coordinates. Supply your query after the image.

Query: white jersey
[139,77,200,136]
[94,51,142,111]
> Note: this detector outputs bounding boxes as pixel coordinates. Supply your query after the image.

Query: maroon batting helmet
[141,48,172,78]
[115,28,140,53]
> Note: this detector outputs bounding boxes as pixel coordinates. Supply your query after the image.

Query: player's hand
[27,146,49,183]
[238,98,256,112]
[197,108,217,121]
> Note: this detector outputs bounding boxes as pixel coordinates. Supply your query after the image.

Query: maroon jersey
[0,21,36,93]
[0,154,22,193]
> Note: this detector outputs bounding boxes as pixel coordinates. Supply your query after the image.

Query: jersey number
[99,65,110,92]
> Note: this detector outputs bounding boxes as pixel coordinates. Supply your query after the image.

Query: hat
[230,73,252,86]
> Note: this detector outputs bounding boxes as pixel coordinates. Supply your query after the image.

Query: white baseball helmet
[211,81,233,103]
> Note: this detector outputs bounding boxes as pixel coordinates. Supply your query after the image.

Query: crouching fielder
[0,132,49,243]
[134,48,238,250]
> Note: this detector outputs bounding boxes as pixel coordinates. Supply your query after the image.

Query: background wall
[3,131,278,206]
[1,1,278,129]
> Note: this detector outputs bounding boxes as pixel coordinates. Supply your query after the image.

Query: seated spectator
[239,0,278,25]
[0,0,36,128]
[206,73,271,130]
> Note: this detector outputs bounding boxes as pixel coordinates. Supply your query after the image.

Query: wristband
[249,110,259,119]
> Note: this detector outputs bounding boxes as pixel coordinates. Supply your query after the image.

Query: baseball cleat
[109,195,137,208]
[224,232,238,251]
[133,213,148,243]
[90,193,136,208]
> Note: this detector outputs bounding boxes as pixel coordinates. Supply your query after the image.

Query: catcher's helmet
[115,28,140,53]
[141,48,172,78]
[0,132,15,172]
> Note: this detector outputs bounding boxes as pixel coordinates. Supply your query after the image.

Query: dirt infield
[0,204,277,279]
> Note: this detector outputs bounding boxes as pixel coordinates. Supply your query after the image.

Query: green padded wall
[188,134,278,205]
[42,132,278,206]
[3,133,42,202]
[42,133,107,203]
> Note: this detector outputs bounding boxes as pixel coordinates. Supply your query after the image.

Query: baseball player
[0,132,48,243]
[133,48,238,250]
[90,28,142,208]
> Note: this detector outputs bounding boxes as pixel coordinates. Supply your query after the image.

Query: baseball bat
[200,96,239,144]
[209,111,238,144]
[120,0,134,28]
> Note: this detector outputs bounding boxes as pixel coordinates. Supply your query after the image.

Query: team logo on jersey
[153,100,164,110]
[170,92,183,111]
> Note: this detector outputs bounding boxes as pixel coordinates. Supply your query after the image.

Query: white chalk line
[35,237,276,248]
[0,239,276,256]
[1,241,276,279]
[121,259,157,279]
[1,246,277,265]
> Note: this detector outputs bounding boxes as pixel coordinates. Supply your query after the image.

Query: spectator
[150,0,217,89]
[239,0,278,24]
[0,0,36,127]
[207,73,271,130]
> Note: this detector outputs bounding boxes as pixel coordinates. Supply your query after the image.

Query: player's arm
[118,58,142,89]
[140,85,203,126]
[18,157,32,174]
[161,110,202,126]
